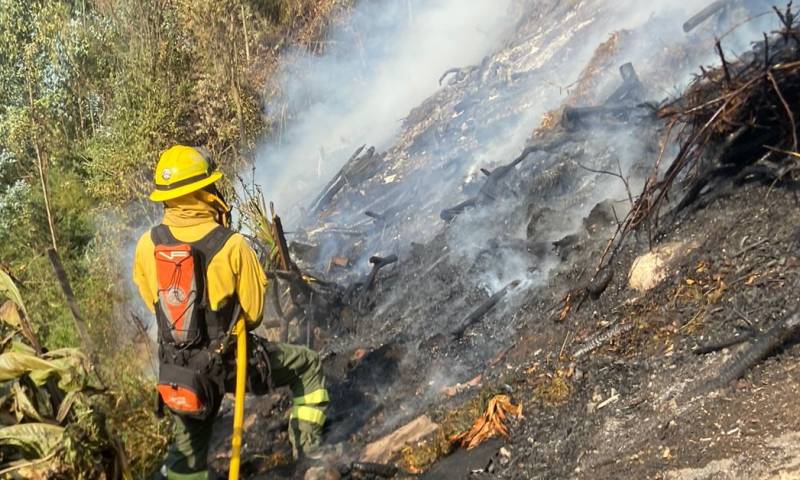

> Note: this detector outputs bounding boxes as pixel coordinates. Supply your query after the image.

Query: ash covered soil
[450,183,800,480]
[215,178,800,480]
[208,1,800,479]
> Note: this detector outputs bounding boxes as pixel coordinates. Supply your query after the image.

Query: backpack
[151,224,238,420]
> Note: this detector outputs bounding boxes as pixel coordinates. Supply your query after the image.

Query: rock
[304,466,341,480]
[328,256,350,270]
[553,233,583,260]
[583,200,617,234]
[360,415,440,464]
[526,206,554,239]
[628,241,700,292]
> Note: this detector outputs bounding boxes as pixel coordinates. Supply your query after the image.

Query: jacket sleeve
[232,235,268,330]
[132,233,156,314]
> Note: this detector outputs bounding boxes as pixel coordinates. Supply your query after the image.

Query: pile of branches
[238,186,343,344]
[0,271,140,479]
[601,4,800,266]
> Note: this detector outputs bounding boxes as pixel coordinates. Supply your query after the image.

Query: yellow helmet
[149,145,224,202]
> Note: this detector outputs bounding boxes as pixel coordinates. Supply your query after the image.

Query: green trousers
[164,341,328,480]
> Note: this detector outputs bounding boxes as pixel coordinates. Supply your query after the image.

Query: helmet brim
[149,171,224,202]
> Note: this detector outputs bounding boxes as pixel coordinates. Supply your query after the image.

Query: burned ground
[209,2,800,479]
[481,183,800,480]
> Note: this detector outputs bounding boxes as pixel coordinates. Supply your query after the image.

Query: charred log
[562,104,653,129]
[692,330,755,355]
[440,139,568,222]
[440,198,478,221]
[697,311,800,394]
[340,254,399,312]
[683,0,730,33]
[366,254,399,291]
[451,280,521,340]
[309,145,383,214]
[562,63,654,130]
[351,462,399,478]
[604,63,645,105]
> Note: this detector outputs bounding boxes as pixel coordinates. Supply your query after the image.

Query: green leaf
[0,422,64,457]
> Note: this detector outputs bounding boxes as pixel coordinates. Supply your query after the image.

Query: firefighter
[133,145,329,479]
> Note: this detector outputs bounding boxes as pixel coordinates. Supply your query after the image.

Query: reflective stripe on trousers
[166,469,208,480]
[291,404,326,425]
[292,388,329,406]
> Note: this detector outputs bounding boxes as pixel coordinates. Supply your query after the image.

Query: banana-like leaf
[0,422,64,457]
[0,380,16,407]
[0,350,87,392]
[12,383,44,423]
[0,271,26,316]
[0,301,21,331]
[55,391,78,424]
[8,341,36,355]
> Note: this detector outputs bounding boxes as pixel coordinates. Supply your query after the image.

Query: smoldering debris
[310,146,384,216]
[562,62,655,131]
[450,280,521,341]
[439,138,570,222]
[271,0,779,423]
[596,3,800,277]
[234,0,797,476]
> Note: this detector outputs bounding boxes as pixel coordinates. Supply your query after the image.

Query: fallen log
[451,280,521,340]
[309,145,382,214]
[562,63,653,130]
[309,145,365,214]
[683,0,730,33]
[692,330,755,355]
[697,311,800,394]
[440,198,477,221]
[562,104,651,125]
[351,462,398,478]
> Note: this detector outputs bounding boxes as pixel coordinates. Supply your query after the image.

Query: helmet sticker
[162,168,173,181]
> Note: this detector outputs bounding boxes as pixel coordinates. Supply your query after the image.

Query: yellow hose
[229,318,247,480]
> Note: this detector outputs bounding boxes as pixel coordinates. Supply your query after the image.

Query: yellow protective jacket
[132,191,266,330]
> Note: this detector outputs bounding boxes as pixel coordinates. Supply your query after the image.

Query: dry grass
[399,389,504,473]
[532,30,630,137]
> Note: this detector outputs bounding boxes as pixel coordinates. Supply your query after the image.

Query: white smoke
[253,0,514,218]
[250,0,783,293]
[246,0,788,441]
